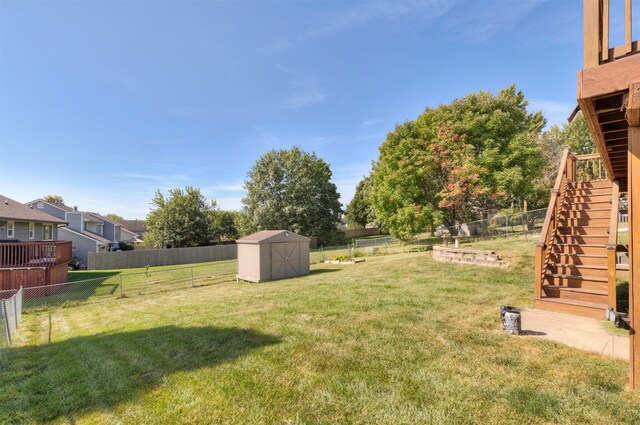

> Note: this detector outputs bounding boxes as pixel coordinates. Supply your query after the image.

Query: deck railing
[0,241,72,269]
[585,0,639,68]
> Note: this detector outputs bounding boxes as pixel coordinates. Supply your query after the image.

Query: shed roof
[237,230,310,244]
[0,195,67,224]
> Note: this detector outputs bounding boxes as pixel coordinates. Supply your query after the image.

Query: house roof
[237,230,310,244]
[117,219,146,233]
[87,212,121,226]
[27,199,74,212]
[83,229,112,244]
[59,227,110,244]
[0,195,67,224]
[84,212,105,223]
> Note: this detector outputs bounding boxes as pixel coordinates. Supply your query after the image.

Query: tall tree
[371,85,545,238]
[531,112,596,208]
[44,195,65,206]
[145,187,212,248]
[242,147,342,239]
[209,210,241,242]
[105,213,124,221]
[345,175,376,228]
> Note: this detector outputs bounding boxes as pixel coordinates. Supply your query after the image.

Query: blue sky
[1,0,589,219]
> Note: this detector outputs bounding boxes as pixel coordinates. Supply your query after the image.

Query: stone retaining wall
[432,246,507,268]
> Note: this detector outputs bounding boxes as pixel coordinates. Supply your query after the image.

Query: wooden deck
[0,241,72,291]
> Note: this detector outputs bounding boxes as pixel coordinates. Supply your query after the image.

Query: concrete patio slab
[520,309,629,360]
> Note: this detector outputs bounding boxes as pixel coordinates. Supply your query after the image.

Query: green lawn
[3,237,640,423]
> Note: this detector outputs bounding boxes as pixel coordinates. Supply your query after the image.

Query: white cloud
[284,89,327,109]
[528,99,575,128]
[443,0,543,42]
[270,0,456,51]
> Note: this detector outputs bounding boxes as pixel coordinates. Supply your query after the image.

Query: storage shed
[237,230,310,282]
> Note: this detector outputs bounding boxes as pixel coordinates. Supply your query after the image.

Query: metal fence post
[191,267,195,287]
[13,294,18,332]
[2,301,10,346]
[119,275,123,298]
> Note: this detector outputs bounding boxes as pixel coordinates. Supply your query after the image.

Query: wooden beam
[578,54,640,99]
[602,0,610,62]
[629,125,640,389]
[578,97,617,179]
[584,0,601,68]
[608,180,620,313]
[628,83,640,126]
[623,0,632,55]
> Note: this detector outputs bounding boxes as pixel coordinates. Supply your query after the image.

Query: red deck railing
[0,241,72,268]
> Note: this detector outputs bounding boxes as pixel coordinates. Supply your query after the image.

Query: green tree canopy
[209,210,241,242]
[345,175,376,228]
[242,147,342,238]
[145,187,213,248]
[105,213,124,222]
[531,112,596,208]
[371,85,545,239]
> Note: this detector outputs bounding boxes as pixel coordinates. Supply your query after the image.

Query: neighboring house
[1,196,66,242]
[26,199,130,264]
[0,195,71,291]
[117,219,146,240]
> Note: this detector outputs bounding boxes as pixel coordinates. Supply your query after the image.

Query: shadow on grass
[308,268,341,276]
[24,272,122,311]
[67,271,120,283]
[1,325,280,423]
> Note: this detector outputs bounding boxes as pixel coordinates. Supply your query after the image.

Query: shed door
[271,242,299,279]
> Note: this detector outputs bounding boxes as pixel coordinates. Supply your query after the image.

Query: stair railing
[607,180,620,314]
[575,153,609,181]
[535,147,574,298]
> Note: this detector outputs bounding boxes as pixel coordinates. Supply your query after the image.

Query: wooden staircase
[534,150,620,319]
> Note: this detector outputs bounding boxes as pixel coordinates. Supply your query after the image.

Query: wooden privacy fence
[88,244,237,270]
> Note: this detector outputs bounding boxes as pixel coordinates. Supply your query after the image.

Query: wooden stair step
[548,264,609,278]
[544,273,607,282]
[566,188,614,195]
[550,253,607,266]
[557,226,610,235]
[543,285,607,295]
[551,244,608,255]
[565,203,612,211]
[561,210,612,219]
[534,297,607,319]
[569,180,612,188]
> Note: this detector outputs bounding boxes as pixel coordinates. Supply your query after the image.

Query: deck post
[629,125,640,389]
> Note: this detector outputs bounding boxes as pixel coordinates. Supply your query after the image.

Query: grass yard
[2,237,640,423]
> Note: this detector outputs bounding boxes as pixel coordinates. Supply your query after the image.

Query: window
[29,222,35,239]
[43,224,53,241]
[37,201,44,209]
[7,221,14,238]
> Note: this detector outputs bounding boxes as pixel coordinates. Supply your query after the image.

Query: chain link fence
[311,208,548,262]
[0,287,24,363]
[20,261,237,313]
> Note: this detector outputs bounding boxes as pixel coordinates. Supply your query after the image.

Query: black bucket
[500,305,521,335]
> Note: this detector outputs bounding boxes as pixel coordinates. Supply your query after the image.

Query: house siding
[59,227,99,264]
[66,212,84,233]
[28,201,66,221]
[0,220,58,241]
